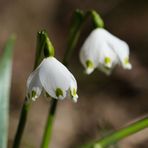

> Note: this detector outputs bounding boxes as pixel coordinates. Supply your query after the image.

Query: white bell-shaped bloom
[26,68,42,101]
[26,57,78,102]
[79,28,132,75]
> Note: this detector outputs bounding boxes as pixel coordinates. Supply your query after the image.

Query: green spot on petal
[70,88,78,102]
[55,88,63,97]
[124,57,129,64]
[70,88,77,97]
[32,90,36,98]
[86,60,94,68]
[104,57,111,64]
[123,57,132,69]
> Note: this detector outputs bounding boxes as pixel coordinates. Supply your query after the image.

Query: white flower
[26,57,78,102]
[79,28,132,75]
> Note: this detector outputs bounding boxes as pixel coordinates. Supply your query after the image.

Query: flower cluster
[26,28,132,102]
[26,57,78,102]
[80,28,132,75]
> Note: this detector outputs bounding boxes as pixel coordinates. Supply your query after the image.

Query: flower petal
[39,57,74,99]
[97,63,113,75]
[97,42,118,69]
[26,68,42,101]
[104,29,132,69]
[55,88,66,100]
[69,74,78,102]
[70,87,78,102]
[79,29,106,74]
[80,28,132,75]
[85,60,95,74]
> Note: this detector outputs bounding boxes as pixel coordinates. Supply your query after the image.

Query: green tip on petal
[85,60,94,74]
[104,57,112,68]
[123,57,132,69]
[70,88,77,97]
[32,90,36,98]
[31,90,37,101]
[72,88,77,96]
[70,88,78,103]
[104,57,111,64]
[124,57,130,65]
[86,60,94,69]
[55,88,63,98]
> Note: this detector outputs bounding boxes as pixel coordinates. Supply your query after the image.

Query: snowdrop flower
[26,57,78,102]
[80,28,132,75]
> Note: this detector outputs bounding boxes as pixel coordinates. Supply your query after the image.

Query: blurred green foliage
[0,36,15,148]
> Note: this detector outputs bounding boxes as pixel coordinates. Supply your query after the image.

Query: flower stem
[63,9,85,66]
[41,10,85,148]
[12,31,47,148]
[41,99,58,148]
[82,116,148,148]
[12,98,30,148]
[63,9,104,66]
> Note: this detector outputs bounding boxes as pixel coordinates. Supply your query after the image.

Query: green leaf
[0,35,15,148]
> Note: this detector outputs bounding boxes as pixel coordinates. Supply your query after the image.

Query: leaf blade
[0,35,15,148]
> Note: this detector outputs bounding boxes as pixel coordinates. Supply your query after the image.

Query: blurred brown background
[0,0,148,148]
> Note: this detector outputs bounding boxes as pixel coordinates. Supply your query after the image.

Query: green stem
[41,99,58,148]
[41,10,85,148]
[63,9,104,66]
[34,31,48,68]
[63,9,85,66]
[83,116,148,148]
[12,31,47,148]
[12,98,30,148]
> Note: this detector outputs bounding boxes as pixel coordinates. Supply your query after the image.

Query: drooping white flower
[26,57,78,102]
[79,28,132,75]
